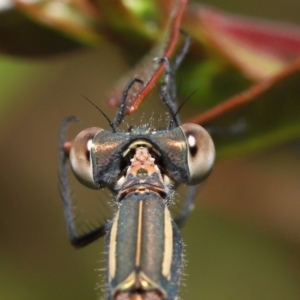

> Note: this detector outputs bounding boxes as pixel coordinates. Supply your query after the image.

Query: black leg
[155,30,191,128]
[156,56,181,128]
[58,116,110,248]
[113,78,144,128]
[174,185,200,227]
[173,30,191,72]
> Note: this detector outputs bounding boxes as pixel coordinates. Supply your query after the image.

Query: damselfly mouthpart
[59,36,215,300]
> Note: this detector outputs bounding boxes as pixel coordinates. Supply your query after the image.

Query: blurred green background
[1,0,300,299]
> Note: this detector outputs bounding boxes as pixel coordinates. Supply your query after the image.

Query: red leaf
[184,5,300,80]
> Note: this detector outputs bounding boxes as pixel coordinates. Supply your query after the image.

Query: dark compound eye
[180,123,215,185]
[69,127,102,189]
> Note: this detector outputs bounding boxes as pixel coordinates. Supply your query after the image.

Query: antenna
[81,95,117,132]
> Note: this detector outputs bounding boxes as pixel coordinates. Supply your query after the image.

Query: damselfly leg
[59,116,111,248]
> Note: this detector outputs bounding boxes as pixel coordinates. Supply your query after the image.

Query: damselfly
[59,36,215,300]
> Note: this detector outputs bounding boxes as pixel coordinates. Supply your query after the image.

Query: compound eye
[69,127,101,189]
[180,123,215,185]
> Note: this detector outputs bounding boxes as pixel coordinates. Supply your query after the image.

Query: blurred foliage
[1,0,300,157]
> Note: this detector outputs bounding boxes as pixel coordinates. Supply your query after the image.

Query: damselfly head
[68,123,215,193]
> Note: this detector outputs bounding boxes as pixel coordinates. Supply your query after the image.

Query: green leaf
[186,61,300,158]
